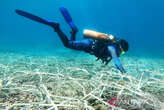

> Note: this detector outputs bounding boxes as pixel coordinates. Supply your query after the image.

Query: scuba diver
[15,6,129,73]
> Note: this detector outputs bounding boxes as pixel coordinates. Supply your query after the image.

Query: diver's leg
[15,9,60,31]
[15,9,72,48]
[54,26,92,51]
[59,6,79,41]
[70,30,77,40]
[68,39,93,52]
[54,26,70,47]
[55,27,92,51]
[59,6,78,32]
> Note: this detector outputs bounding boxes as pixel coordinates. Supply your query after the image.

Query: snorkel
[119,45,126,55]
[118,39,129,55]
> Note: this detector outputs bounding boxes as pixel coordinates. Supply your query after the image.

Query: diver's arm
[107,46,126,73]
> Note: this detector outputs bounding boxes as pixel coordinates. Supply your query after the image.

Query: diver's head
[118,39,129,55]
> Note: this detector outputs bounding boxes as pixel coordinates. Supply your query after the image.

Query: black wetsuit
[55,27,125,73]
[15,9,126,73]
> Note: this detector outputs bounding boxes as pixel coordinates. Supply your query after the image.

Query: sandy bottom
[0,49,164,110]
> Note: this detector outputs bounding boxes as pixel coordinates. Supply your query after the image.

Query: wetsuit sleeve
[107,46,126,73]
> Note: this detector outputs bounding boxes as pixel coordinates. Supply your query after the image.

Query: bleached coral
[0,52,163,110]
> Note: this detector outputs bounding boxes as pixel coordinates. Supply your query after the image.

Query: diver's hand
[113,57,126,73]
[116,64,126,74]
[107,46,126,74]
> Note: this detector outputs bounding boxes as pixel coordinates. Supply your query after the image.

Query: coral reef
[0,51,164,110]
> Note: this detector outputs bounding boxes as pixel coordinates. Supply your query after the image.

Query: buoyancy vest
[89,39,122,65]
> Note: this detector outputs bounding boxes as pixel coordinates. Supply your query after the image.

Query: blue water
[1,0,164,56]
[1,1,164,109]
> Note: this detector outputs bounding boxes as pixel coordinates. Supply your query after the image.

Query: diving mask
[119,44,125,55]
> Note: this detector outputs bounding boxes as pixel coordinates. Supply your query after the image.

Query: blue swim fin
[59,6,78,32]
[15,9,59,30]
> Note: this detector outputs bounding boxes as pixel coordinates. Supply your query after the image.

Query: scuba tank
[83,29,116,65]
[83,29,125,55]
[83,29,115,41]
[83,29,126,65]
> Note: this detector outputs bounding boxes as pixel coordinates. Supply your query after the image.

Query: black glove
[116,65,126,73]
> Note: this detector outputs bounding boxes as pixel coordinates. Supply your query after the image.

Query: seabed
[0,49,164,110]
